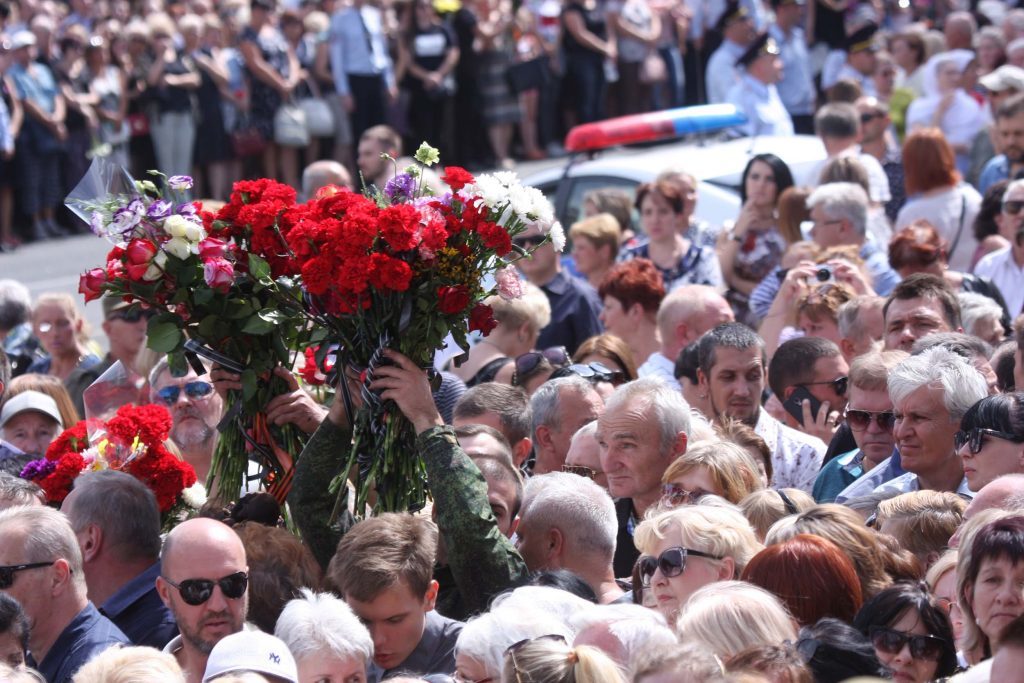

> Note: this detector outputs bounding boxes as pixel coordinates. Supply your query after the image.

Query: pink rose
[203,257,234,292]
[198,237,228,260]
[78,268,107,302]
[124,238,158,281]
[495,266,523,300]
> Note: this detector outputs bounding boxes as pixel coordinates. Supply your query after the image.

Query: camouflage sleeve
[418,425,529,617]
[288,419,354,571]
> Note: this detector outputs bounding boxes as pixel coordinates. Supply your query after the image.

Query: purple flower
[111,199,145,234]
[20,458,56,480]
[89,211,106,235]
[175,202,198,217]
[147,200,172,219]
[384,173,416,201]
[167,175,194,191]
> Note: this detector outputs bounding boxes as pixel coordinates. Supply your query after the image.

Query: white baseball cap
[0,391,63,430]
[202,631,298,683]
[8,30,36,51]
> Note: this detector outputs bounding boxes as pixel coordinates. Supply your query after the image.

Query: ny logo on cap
[269,653,281,664]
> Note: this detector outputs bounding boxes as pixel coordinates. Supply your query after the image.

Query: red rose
[198,237,228,260]
[437,285,471,315]
[442,166,474,192]
[468,303,498,335]
[78,268,107,302]
[203,257,234,292]
[124,238,158,281]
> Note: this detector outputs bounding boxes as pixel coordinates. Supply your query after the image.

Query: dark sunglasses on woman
[636,546,723,586]
[513,347,570,381]
[954,427,1024,455]
[869,627,946,661]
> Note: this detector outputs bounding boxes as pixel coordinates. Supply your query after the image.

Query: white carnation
[181,482,208,509]
[548,221,566,252]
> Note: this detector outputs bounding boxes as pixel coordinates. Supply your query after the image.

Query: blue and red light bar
[564,104,747,153]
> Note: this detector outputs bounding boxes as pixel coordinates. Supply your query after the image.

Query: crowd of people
[7,1,1024,683]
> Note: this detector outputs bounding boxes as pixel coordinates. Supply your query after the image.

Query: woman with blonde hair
[448,281,551,386]
[71,645,185,682]
[27,294,100,382]
[738,488,814,542]
[569,213,622,290]
[634,504,763,626]
[5,374,80,429]
[660,441,764,507]
[675,581,798,660]
[501,635,625,683]
[572,334,638,381]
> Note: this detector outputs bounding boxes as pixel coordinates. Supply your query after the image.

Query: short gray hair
[301,160,352,199]
[656,285,725,339]
[0,472,44,509]
[570,605,677,675]
[837,295,884,341]
[521,472,617,561]
[888,346,989,420]
[0,505,85,590]
[958,292,1004,339]
[604,377,692,454]
[0,280,31,333]
[530,375,597,440]
[806,182,869,236]
[275,589,373,665]
[456,607,574,679]
[65,470,162,563]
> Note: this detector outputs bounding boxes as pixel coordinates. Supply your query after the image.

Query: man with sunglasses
[513,224,602,356]
[150,359,223,484]
[157,518,250,683]
[975,178,1024,319]
[816,351,904,503]
[767,337,850,444]
[0,505,128,682]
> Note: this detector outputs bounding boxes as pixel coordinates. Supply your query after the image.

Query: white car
[523,134,827,230]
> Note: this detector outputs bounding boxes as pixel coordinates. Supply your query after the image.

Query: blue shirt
[726,74,794,138]
[978,154,1010,195]
[30,603,129,683]
[769,24,814,116]
[100,562,178,649]
[834,450,905,505]
[813,448,867,503]
[705,39,746,104]
[533,269,604,356]
[328,6,395,96]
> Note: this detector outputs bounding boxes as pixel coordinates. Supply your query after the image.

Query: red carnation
[368,253,413,292]
[468,303,498,335]
[379,204,421,252]
[442,166,474,192]
[437,285,471,315]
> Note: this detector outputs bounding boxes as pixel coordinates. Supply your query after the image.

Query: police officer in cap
[768,0,814,133]
[821,22,879,95]
[726,33,793,138]
[706,0,755,104]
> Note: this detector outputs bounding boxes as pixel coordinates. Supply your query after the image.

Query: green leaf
[249,254,272,282]
[193,288,214,306]
[241,316,275,335]
[241,369,258,402]
[197,315,220,339]
[167,351,188,378]
[147,319,183,353]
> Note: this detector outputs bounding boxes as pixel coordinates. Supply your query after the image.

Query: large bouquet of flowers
[286,144,563,515]
[71,163,311,503]
[20,404,204,529]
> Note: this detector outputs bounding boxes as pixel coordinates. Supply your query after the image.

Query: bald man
[301,159,354,199]
[157,518,249,683]
[950,473,1024,548]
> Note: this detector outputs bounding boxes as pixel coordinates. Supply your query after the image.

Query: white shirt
[754,410,826,493]
[895,184,981,273]
[726,74,794,138]
[705,39,745,104]
[637,352,680,390]
[974,246,1024,317]
[872,472,974,498]
[808,148,891,203]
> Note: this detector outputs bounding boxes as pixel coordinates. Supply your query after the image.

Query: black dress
[241,25,290,139]
[403,23,456,147]
[193,47,232,164]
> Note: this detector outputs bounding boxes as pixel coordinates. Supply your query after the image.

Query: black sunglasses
[637,546,724,586]
[869,627,946,662]
[1003,200,1024,216]
[512,235,544,250]
[163,571,248,606]
[549,362,623,385]
[801,376,848,397]
[845,408,896,431]
[859,111,885,124]
[955,427,1024,454]
[0,561,55,589]
[155,380,215,405]
[109,307,156,323]
[513,347,569,383]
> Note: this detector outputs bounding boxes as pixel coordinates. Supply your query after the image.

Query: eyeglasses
[513,347,570,384]
[1003,200,1024,216]
[549,362,623,385]
[637,546,724,586]
[869,627,946,662]
[954,427,1024,454]
[845,408,896,431]
[506,634,567,683]
[0,561,55,589]
[108,307,156,323]
[801,376,848,397]
[562,463,602,479]
[162,571,248,606]
[661,483,712,506]
[155,380,215,405]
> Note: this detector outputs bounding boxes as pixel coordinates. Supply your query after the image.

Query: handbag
[298,97,334,137]
[639,51,667,84]
[231,114,267,158]
[506,56,548,94]
[274,101,310,147]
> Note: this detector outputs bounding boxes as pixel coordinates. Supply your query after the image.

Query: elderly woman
[597,258,665,366]
[455,607,573,683]
[660,441,763,507]
[448,281,550,387]
[570,213,622,290]
[634,503,763,627]
[675,581,797,660]
[852,582,958,683]
[275,589,373,683]
[26,293,100,385]
[906,50,986,174]
[620,179,722,291]
[895,129,982,272]
[960,292,1007,347]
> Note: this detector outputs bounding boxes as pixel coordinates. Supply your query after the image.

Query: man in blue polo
[726,32,793,138]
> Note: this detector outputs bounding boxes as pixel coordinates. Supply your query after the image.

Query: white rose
[163,236,193,260]
[183,223,206,243]
[143,250,169,280]
[163,214,190,239]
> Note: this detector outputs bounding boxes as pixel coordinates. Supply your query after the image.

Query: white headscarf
[922,48,976,96]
